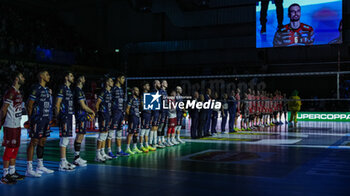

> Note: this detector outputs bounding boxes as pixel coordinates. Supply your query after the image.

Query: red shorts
[2,127,21,148]
[168,118,177,128]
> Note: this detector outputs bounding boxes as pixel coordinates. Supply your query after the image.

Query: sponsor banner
[292,112,350,122]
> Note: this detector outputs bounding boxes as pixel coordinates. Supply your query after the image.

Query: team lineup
[0,70,300,185]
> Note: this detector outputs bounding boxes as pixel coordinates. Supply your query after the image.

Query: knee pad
[140,129,146,137]
[98,132,108,141]
[59,137,69,147]
[107,130,115,140]
[116,130,122,139]
[145,129,150,137]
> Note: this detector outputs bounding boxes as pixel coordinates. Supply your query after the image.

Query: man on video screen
[273,3,314,47]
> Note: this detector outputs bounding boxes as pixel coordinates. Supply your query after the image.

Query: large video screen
[256,0,342,48]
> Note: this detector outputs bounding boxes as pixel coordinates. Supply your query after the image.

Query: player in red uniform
[1,72,26,184]
[273,3,314,47]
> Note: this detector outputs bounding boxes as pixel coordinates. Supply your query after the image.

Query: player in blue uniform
[73,75,95,167]
[95,76,114,162]
[150,80,162,148]
[140,82,156,152]
[125,87,142,154]
[157,80,168,147]
[55,72,76,171]
[26,70,54,177]
[108,73,129,157]
[204,88,212,136]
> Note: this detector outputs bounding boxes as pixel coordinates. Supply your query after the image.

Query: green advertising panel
[289,112,350,122]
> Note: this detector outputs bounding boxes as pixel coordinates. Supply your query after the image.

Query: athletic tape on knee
[59,137,69,147]
[116,130,122,139]
[107,130,115,140]
[140,129,146,137]
[37,145,44,158]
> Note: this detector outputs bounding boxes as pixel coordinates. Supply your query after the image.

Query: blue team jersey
[57,85,74,116]
[128,97,140,117]
[98,88,112,115]
[111,86,124,112]
[73,86,87,119]
[159,88,168,112]
[29,84,52,120]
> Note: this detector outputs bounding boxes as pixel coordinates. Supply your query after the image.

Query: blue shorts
[151,111,160,126]
[59,114,73,137]
[141,112,152,129]
[111,110,124,130]
[29,117,50,138]
[98,112,111,132]
[128,115,140,134]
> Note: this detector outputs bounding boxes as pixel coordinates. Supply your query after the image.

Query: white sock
[75,151,80,156]
[108,148,112,153]
[38,158,44,167]
[96,149,100,155]
[127,144,130,149]
[140,143,144,148]
[61,158,67,162]
[9,165,15,175]
[3,168,9,177]
[27,161,33,170]
[118,147,122,152]
[133,144,137,149]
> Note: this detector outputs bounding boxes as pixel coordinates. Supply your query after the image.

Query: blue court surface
[256,0,342,48]
[1,121,350,196]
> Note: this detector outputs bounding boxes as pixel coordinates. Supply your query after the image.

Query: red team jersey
[273,23,314,47]
[2,86,23,148]
[2,86,23,128]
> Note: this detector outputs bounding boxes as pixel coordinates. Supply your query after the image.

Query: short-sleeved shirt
[98,88,112,115]
[28,84,51,120]
[128,97,140,117]
[3,86,23,128]
[111,86,124,112]
[73,86,87,119]
[57,85,74,116]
